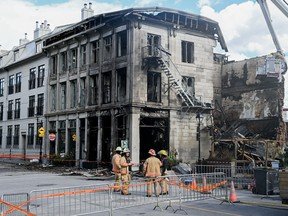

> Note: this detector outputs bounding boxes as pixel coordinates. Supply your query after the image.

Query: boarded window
[147,71,161,102]
[181,41,194,63]
[117,68,127,102]
[102,71,112,104]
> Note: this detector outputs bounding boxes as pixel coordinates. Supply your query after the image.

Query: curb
[240,201,288,210]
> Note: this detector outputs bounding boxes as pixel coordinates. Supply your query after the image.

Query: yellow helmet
[158,150,168,156]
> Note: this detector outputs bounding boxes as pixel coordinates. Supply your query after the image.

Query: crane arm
[257,0,283,54]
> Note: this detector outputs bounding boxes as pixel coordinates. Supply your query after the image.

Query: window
[0,57,2,66]
[14,50,19,61]
[50,85,56,111]
[102,71,111,104]
[7,125,12,147]
[14,98,21,119]
[51,55,58,75]
[38,65,45,87]
[147,34,161,56]
[60,52,67,72]
[49,121,56,131]
[70,48,78,69]
[29,68,36,89]
[36,41,42,53]
[80,44,86,66]
[7,100,13,120]
[91,40,100,64]
[13,125,20,147]
[37,94,44,115]
[116,68,127,102]
[60,82,67,110]
[70,80,77,108]
[104,36,112,61]
[28,123,34,146]
[58,120,66,153]
[182,76,195,98]
[89,75,99,105]
[0,78,4,96]
[181,41,194,63]
[0,102,3,121]
[0,126,2,148]
[8,75,14,94]
[15,72,21,93]
[80,78,86,107]
[28,96,35,117]
[147,71,161,102]
[117,31,127,57]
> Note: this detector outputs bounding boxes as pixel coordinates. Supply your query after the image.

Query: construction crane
[257,0,288,74]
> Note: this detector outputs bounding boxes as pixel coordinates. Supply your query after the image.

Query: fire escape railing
[142,45,213,110]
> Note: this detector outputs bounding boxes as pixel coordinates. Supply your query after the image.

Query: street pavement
[1,161,288,216]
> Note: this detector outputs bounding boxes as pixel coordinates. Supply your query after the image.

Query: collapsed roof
[44,7,228,52]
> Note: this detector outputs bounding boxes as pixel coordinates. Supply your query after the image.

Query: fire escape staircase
[144,45,213,112]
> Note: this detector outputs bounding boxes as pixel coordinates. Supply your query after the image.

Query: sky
[0,0,288,61]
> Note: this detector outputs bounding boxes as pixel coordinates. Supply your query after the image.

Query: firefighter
[158,150,169,195]
[143,149,162,197]
[120,148,133,195]
[111,146,122,192]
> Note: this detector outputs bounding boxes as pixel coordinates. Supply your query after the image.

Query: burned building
[43,6,227,166]
[211,53,286,163]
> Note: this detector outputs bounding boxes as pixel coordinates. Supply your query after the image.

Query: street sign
[49,133,56,141]
[38,127,45,138]
[72,134,76,141]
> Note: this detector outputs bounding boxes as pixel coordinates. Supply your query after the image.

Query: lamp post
[196,113,203,162]
[36,114,44,164]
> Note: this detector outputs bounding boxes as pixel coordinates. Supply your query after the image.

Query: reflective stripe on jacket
[143,156,162,178]
[112,153,121,173]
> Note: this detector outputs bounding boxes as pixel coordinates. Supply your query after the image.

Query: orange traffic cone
[190,178,197,189]
[229,181,238,203]
[202,176,207,188]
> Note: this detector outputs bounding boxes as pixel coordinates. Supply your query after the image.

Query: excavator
[257,0,287,75]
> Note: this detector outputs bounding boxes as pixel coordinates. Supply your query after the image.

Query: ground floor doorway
[140,117,169,161]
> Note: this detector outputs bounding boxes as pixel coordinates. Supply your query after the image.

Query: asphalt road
[0,162,287,216]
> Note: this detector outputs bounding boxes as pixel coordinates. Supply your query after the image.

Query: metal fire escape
[142,45,213,111]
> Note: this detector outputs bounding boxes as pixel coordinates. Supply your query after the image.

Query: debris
[172,163,191,174]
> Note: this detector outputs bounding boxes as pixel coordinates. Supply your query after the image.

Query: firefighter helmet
[158,150,168,156]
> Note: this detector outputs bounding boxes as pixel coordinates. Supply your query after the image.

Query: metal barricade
[1,172,229,215]
[111,179,159,211]
[193,164,254,189]
[1,193,30,216]
[153,172,228,213]
[29,184,111,216]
